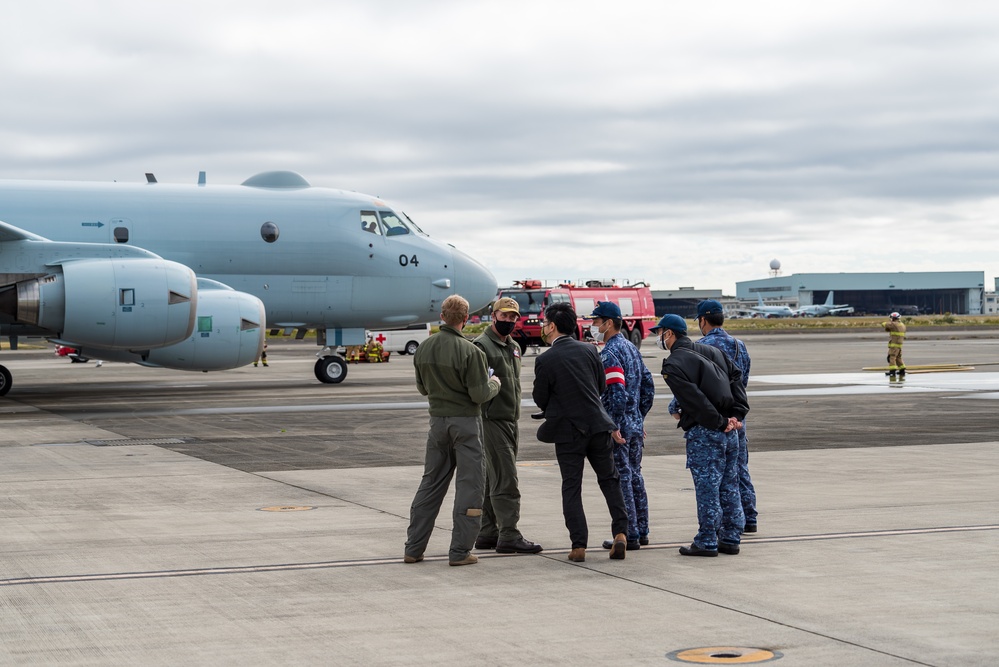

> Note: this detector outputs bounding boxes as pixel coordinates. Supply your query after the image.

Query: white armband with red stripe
[605,366,625,386]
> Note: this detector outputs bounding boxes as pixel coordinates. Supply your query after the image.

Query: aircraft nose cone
[451,248,498,312]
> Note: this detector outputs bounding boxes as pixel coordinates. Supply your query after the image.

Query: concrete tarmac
[1,330,997,666]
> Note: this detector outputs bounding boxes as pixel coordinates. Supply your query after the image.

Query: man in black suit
[532,302,629,562]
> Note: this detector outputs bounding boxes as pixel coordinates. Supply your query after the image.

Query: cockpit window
[379,211,410,237]
[361,211,382,235]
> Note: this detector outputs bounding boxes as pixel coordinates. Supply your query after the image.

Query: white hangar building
[736,271,986,315]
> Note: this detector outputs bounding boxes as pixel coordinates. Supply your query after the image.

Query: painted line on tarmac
[61,398,541,419]
[570,524,999,553]
[2,524,995,588]
[739,524,999,543]
[0,557,410,586]
[61,400,432,419]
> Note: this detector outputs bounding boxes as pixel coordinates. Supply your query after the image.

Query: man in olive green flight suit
[404,295,501,567]
[472,297,544,555]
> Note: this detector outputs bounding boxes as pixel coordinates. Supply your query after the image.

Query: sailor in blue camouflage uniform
[689,300,758,532]
[655,314,748,556]
[588,302,656,551]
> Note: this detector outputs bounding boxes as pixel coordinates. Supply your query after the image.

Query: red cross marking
[375,333,387,344]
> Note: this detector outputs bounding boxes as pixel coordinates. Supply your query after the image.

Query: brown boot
[609,533,627,560]
[568,548,586,562]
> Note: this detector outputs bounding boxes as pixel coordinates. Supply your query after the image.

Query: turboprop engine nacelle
[10,258,197,349]
[141,287,265,371]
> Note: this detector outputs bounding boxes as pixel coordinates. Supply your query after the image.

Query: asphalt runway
[2,329,998,469]
[2,329,998,666]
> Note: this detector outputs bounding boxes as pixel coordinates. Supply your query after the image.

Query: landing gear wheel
[314,356,348,384]
[404,340,419,355]
[629,326,643,348]
[0,364,10,396]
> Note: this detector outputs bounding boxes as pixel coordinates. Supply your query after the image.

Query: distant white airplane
[749,294,795,318]
[0,171,497,395]
[794,291,854,317]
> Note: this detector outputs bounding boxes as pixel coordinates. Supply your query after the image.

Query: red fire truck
[495,279,657,351]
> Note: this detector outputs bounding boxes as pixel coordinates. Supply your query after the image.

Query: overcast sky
[2,1,997,294]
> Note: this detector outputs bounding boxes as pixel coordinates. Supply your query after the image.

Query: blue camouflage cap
[696,299,724,318]
[649,314,687,335]
[590,301,622,319]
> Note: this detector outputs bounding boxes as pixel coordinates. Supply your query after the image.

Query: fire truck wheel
[629,325,643,348]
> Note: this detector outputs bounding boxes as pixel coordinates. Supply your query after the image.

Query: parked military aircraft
[749,294,795,318]
[793,291,854,317]
[0,171,497,396]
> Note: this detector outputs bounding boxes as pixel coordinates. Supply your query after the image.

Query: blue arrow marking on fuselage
[81,222,105,227]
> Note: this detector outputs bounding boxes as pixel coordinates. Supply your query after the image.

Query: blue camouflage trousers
[613,434,649,541]
[685,425,745,550]
[737,423,758,526]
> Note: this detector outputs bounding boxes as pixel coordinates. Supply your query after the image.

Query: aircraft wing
[0,219,48,243]
[0,223,265,389]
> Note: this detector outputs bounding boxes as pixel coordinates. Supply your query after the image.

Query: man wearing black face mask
[472,297,544,555]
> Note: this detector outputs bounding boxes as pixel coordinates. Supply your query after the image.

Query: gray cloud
[1,1,997,292]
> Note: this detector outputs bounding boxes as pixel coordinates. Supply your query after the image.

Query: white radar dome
[769,259,781,271]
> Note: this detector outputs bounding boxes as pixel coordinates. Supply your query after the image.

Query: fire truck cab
[496,279,657,352]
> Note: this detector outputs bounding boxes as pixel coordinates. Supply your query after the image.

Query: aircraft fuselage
[0,174,497,338]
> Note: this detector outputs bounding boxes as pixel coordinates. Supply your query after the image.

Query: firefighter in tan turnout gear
[883,312,906,378]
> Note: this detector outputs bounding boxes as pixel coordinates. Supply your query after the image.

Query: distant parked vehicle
[367,323,431,355]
